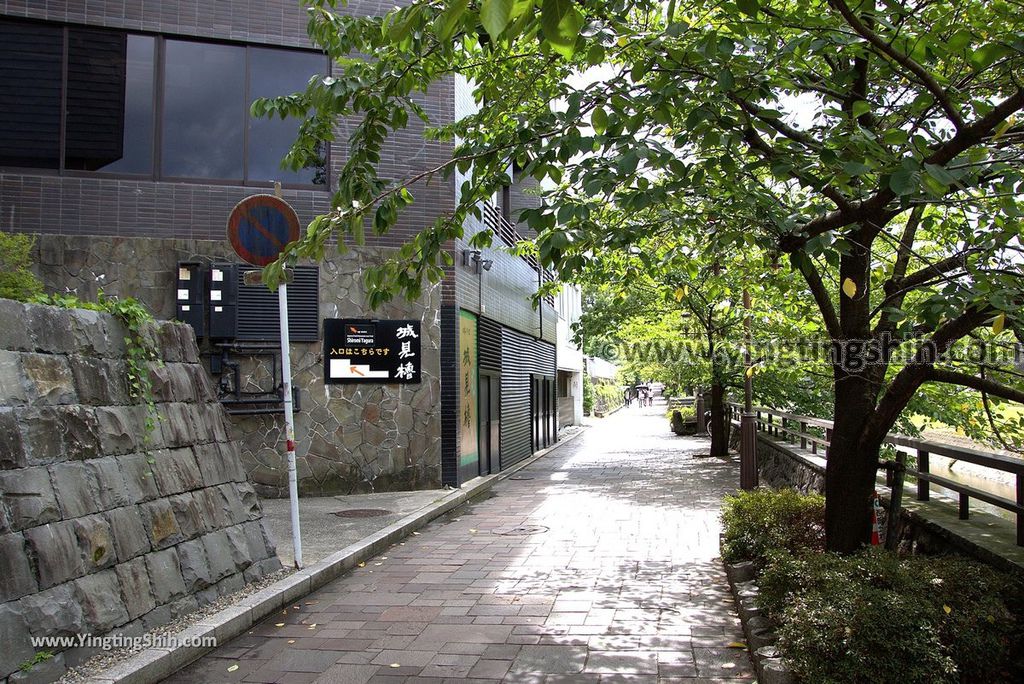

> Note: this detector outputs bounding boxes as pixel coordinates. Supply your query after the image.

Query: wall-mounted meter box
[207,263,239,339]
[175,261,205,337]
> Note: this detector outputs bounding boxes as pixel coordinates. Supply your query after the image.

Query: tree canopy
[260,0,1024,551]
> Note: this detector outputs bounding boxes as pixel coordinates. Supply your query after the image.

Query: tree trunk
[710,381,728,457]
[824,376,881,553]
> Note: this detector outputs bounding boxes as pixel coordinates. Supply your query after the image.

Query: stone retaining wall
[0,299,281,682]
[30,234,443,497]
[730,423,1023,576]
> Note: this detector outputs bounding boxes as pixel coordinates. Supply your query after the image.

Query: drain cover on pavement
[494,525,549,536]
[332,508,393,518]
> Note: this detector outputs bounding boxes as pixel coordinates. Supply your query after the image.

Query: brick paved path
[165,403,752,683]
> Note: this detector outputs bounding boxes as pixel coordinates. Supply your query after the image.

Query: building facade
[0,0,560,495]
[556,285,585,427]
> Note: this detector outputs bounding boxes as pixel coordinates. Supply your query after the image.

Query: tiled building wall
[453,214,559,346]
[0,0,457,246]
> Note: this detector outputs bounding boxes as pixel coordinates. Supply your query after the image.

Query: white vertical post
[278,281,302,569]
[274,181,302,569]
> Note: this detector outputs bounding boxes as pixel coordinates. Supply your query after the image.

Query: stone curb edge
[722,556,793,684]
[83,426,590,684]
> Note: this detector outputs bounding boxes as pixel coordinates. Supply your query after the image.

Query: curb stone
[722,551,795,684]
[81,426,590,684]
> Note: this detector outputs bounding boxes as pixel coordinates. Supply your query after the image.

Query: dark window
[0,19,325,187]
[0,21,63,168]
[65,32,155,173]
[248,48,325,185]
[161,40,246,179]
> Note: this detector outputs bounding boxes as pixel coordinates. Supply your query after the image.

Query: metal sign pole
[273,182,302,569]
[228,182,304,569]
[278,279,302,568]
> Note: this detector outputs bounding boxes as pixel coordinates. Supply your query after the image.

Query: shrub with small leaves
[0,231,44,302]
[758,551,1023,683]
[33,292,160,438]
[720,488,825,565]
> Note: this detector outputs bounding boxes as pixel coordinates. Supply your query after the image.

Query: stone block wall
[30,234,444,497]
[0,299,281,682]
[729,423,1023,577]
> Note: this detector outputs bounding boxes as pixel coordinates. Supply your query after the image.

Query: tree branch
[928,368,1024,404]
[780,88,1024,252]
[794,254,842,339]
[828,0,965,130]
[864,303,996,444]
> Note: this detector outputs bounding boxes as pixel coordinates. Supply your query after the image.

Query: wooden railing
[728,402,1024,546]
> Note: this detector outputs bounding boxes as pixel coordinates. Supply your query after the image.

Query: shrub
[0,231,43,301]
[758,552,1023,683]
[592,381,624,414]
[720,488,825,565]
[582,374,594,415]
[667,405,695,421]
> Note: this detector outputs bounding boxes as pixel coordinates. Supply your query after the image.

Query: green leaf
[969,43,1010,70]
[541,0,583,58]
[736,0,759,17]
[480,0,513,40]
[883,129,910,146]
[842,161,872,176]
[924,163,956,186]
[889,160,920,196]
[717,68,735,91]
[434,0,468,41]
[591,107,608,135]
[851,100,871,119]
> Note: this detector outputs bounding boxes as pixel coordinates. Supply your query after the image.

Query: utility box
[207,263,239,339]
[175,261,205,337]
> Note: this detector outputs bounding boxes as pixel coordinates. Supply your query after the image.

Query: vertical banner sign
[458,310,479,467]
[226,191,303,569]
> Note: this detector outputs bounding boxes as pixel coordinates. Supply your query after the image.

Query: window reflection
[162,40,245,179]
[248,48,326,185]
[65,32,155,173]
[0,21,63,168]
[0,20,325,187]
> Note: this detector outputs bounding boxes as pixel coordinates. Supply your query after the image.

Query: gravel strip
[57,568,295,683]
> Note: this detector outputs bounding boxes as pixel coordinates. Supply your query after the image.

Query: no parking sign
[226,191,304,568]
[227,194,301,266]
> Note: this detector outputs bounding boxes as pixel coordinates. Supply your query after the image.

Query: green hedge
[593,382,623,414]
[721,489,1024,683]
[721,488,825,565]
[583,374,594,415]
[0,231,43,301]
[760,552,1022,683]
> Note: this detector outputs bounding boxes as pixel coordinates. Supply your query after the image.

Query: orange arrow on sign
[351,367,365,376]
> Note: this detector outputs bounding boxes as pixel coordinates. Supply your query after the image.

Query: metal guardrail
[480,202,556,306]
[728,402,1024,546]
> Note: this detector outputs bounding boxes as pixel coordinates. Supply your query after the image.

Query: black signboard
[323,319,421,384]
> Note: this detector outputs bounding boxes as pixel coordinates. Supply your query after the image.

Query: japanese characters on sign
[323,319,421,384]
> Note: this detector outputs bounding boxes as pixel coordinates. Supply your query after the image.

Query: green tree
[261,0,1024,552]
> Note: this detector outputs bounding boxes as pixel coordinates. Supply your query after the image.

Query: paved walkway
[165,402,752,683]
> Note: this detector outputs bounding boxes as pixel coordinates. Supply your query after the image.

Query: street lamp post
[740,288,758,490]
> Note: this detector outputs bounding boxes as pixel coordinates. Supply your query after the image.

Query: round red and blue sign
[227,194,301,267]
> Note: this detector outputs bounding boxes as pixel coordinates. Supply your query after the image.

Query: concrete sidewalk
[164,404,750,682]
[261,490,454,568]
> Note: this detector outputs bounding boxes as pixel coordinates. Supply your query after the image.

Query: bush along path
[721,489,1024,684]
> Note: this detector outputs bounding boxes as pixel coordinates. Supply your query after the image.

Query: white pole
[278,281,303,568]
